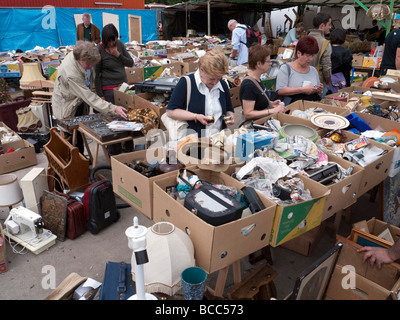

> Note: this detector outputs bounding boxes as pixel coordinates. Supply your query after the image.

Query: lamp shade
[0,174,24,207]
[131,221,195,295]
[19,63,46,89]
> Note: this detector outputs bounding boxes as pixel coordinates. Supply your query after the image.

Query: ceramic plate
[311,114,350,130]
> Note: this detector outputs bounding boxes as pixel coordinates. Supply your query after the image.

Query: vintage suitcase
[184,184,244,226]
[98,261,135,300]
[83,180,120,234]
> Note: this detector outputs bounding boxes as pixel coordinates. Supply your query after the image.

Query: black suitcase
[83,180,120,234]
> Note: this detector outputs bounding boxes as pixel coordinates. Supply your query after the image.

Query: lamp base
[128,293,158,300]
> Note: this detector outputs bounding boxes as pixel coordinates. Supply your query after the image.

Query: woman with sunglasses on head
[166,47,235,138]
[239,44,286,120]
[275,35,323,105]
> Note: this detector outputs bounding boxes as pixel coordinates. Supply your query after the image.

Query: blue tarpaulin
[0,7,158,52]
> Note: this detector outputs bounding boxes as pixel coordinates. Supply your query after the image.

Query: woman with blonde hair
[166,47,235,138]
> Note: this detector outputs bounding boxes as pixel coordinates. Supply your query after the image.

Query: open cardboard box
[352,111,400,177]
[111,147,187,219]
[317,129,394,197]
[353,217,400,245]
[254,111,320,131]
[113,87,135,108]
[269,174,330,247]
[325,235,400,300]
[134,92,167,131]
[286,100,349,117]
[0,138,37,174]
[319,153,364,221]
[152,168,277,274]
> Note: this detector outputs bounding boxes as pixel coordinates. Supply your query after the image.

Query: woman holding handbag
[239,44,286,120]
[166,47,235,138]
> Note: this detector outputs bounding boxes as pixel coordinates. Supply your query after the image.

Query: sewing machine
[3,206,57,254]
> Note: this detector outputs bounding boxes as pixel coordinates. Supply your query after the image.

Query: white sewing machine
[4,206,56,254]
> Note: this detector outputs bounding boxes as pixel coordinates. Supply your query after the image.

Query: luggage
[98,261,135,300]
[53,191,87,240]
[180,169,244,226]
[83,180,120,234]
[41,191,86,240]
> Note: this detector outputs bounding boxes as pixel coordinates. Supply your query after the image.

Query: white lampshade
[132,221,195,295]
[19,63,46,89]
[0,174,24,207]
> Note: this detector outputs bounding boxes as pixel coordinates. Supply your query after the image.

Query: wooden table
[78,126,134,168]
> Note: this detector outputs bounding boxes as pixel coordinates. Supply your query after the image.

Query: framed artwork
[350,228,393,249]
[290,242,343,300]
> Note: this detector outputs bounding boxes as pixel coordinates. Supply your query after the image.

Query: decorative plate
[311,114,350,130]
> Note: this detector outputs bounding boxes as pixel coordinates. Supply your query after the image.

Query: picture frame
[290,242,343,300]
[350,228,393,249]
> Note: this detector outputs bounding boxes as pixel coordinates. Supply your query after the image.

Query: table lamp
[0,174,24,210]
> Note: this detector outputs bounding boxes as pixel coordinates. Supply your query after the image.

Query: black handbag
[179,169,244,226]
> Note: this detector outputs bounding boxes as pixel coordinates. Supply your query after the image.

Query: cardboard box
[229,86,241,108]
[356,217,400,243]
[134,92,167,130]
[352,111,400,177]
[320,154,364,221]
[269,175,329,247]
[113,87,135,108]
[0,61,21,78]
[280,223,325,256]
[41,60,60,77]
[318,129,394,197]
[180,59,199,75]
[0,224,7,273]
[325,236,400,300]
[286,100,349,117]
[152,168,277,274]
[111,147,180,219]
[352,54,365,67]
[0,139,37,174]
[125,67,143,84]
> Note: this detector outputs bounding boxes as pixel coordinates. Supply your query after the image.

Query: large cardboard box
[353,111,400,178]
[153,168,277,274]
[0,139,37,174]
[113,87,135,108]
[269,175,330,247]
[352,54,365,67]
[134,92,167,130]
[280,223,325,256]
[229,86,241,108]
[320,154,364,221]
[0,224,7,273]
[111,147,182,219]
[325,236,400,300]
[125,67,143,84]
[318,129,394,197]
[286,100,349,117]
[180,59,199,75]
[354,217,400,243]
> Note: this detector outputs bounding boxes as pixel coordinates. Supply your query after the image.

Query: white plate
[311,114,350,130]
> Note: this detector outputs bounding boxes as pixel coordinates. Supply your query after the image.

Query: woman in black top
[239,45,286,120]
[329,28,353,92]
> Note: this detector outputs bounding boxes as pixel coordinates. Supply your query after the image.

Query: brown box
[229,86,241,108]
[180,59,199,75]
[0,224,7,273]
[153,168,277,274]
[325,236,400,300]
[111,147,184,219]
[317,129,394,197]
[125,67,143,84]
[321,154,364,221]
[113,87,135,108]
[280,223,325,256]
[0,139,37,174]
[352,54,365,67]
[355,217,400,243]
[134,92,167,130]
[286,100,349,117]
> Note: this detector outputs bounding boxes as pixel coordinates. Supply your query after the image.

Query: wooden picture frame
[290,242,343,300]
[350,228,393,249]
